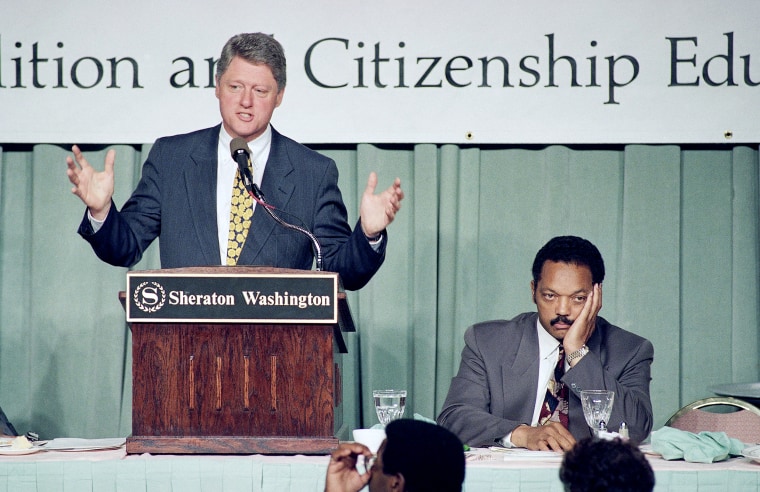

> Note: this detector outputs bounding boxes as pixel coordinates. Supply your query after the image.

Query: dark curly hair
[382,419,465,492]
[532,236,605,285]
[560,438,654,492]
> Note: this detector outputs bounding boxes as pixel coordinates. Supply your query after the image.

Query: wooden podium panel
[123,267,348,455]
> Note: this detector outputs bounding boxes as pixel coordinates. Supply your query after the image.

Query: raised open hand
[65,145,115,220]
[359,172,404,238]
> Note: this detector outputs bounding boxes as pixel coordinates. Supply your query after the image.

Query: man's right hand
[510,423,576,452]
[324,442,372,492]
[66,144,115,221]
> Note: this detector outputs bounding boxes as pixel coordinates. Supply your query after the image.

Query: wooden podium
[121,266,353,455]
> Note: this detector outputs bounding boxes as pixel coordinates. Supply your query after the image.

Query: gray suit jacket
[78,125,385,290]
[437,312,653,446]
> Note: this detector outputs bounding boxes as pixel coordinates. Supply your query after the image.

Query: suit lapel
[502,315,542,422]
[237,128,296,265]
[184,126,221,266]
[511,319,541,376]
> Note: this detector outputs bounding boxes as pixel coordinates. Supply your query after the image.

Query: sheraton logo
[132,281,167,313]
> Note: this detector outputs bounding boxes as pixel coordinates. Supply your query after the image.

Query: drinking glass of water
[373,389,407,425]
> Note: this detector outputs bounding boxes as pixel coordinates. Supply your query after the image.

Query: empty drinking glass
[580,390,615,436]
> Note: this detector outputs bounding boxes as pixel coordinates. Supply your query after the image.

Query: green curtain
[0,142,757,439]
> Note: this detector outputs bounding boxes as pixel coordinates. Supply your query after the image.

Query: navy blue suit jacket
[78,125,385,290]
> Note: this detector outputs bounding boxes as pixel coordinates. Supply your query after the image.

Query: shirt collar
[218,124,272,169]
[536,317,561,361]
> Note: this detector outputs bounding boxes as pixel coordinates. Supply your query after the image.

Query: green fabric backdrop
[0,142,757,440]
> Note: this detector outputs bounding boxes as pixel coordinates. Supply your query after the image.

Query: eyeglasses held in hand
[360,455,377,474]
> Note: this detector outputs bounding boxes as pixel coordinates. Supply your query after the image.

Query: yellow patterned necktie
[226,168,254,265]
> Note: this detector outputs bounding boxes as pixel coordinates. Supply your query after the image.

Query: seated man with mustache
[437,236,654,451]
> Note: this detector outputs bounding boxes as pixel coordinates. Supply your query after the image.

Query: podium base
[126,435,339,455]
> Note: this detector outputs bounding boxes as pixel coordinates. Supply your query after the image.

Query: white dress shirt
[500,319,563,447]
[216,125,271,264]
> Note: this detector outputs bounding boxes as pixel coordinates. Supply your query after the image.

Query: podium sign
[123,267,349,455]
[126,271,338,323]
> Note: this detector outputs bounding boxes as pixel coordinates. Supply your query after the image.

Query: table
[0,445,759,491]
[464,448,760,491]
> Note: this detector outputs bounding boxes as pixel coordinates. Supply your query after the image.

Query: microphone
[228,137,324,271]
[230,137,255,194]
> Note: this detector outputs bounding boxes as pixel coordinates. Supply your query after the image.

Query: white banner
[1,1,758,144]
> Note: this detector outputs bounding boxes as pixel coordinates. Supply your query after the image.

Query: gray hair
[216,33,286,91]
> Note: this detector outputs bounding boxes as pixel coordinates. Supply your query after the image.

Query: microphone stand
[249,185,324,272]
[230,139,323,271]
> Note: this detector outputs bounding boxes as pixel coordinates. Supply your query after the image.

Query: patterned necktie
[538,345,569,428]
[226,168,253,265]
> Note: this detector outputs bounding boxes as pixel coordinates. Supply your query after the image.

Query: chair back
[665,397,760,444]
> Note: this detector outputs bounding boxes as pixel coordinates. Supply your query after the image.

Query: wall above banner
[1,1,758,144]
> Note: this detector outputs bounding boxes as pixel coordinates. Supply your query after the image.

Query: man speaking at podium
[66,33,404,291]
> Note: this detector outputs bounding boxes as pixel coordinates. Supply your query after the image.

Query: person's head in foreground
[325,419,465,492]
[559,437,655,492]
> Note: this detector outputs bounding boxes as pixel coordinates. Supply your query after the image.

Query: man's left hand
[359,172,404,238]
[563,283,603,356]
